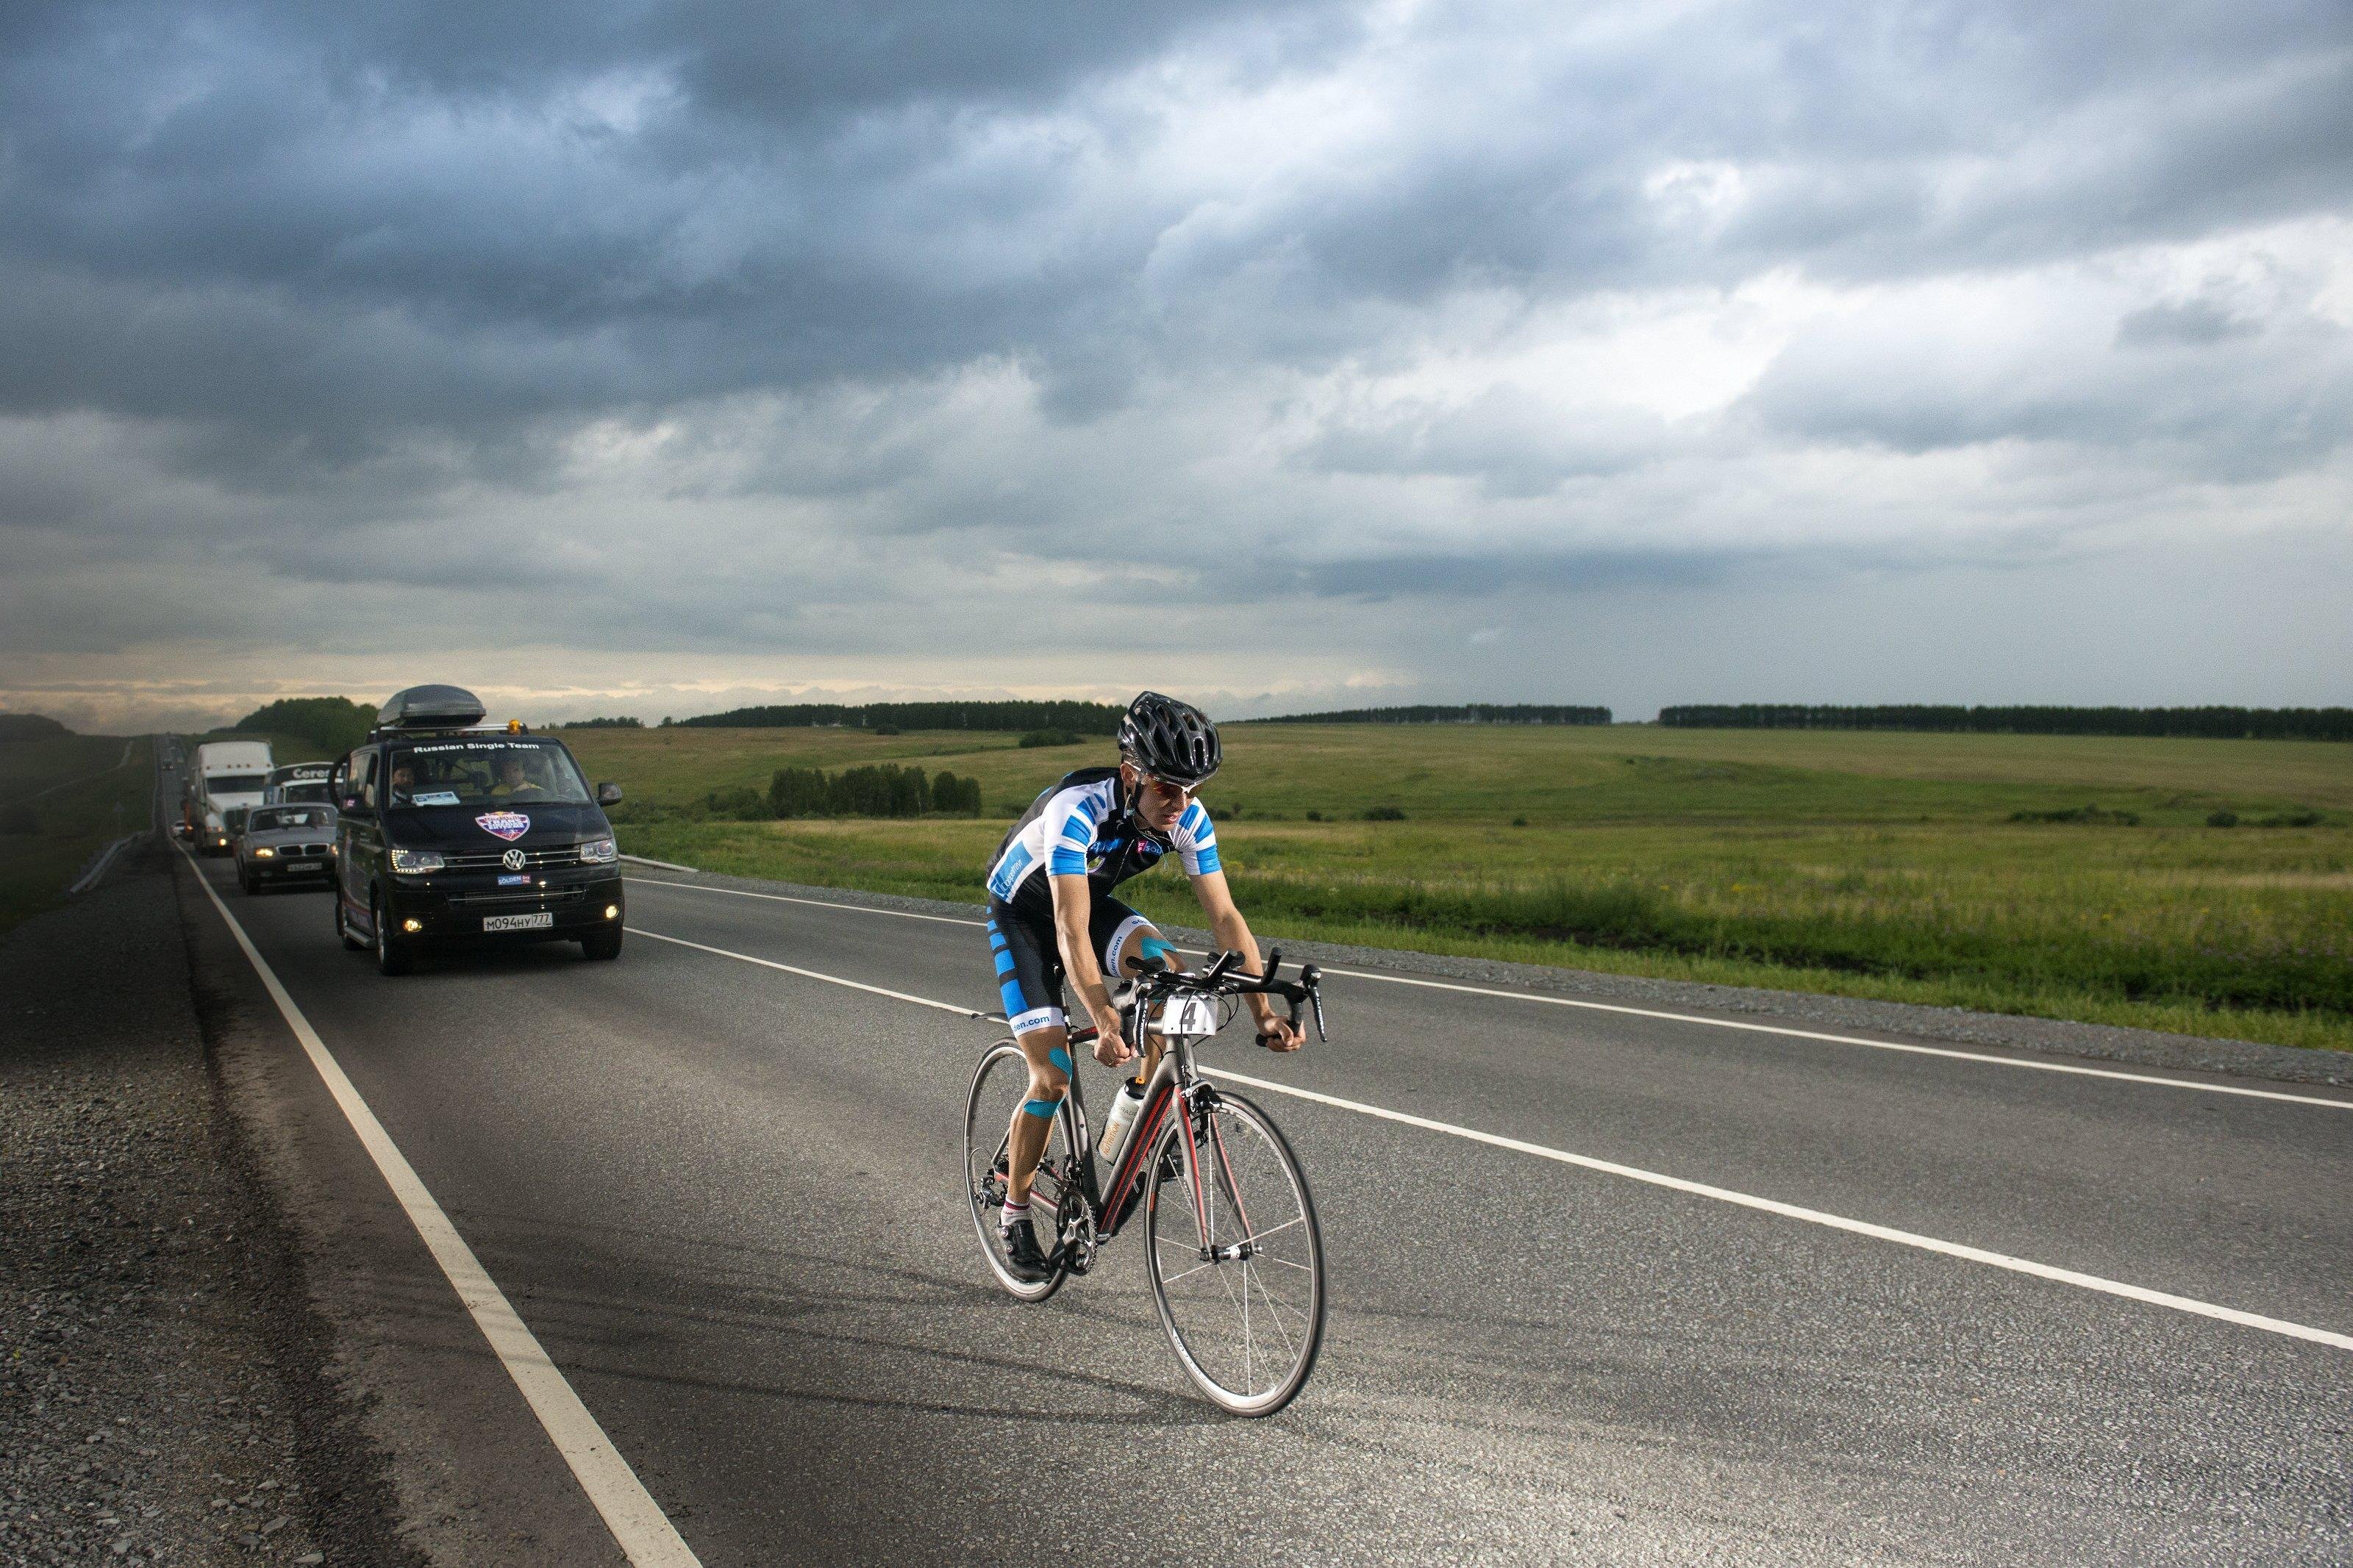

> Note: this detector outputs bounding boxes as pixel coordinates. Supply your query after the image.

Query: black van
[329,685,626,975]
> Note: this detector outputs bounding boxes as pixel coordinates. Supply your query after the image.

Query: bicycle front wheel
[1143,1089,1325,1415]
[963,1039,1072,1302]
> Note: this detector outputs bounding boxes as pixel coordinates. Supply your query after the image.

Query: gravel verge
[619,857,2352,1089]
[0,836,424,1568]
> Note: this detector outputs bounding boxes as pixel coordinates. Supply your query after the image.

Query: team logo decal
[501,848,526,870]
[476,812,530,841]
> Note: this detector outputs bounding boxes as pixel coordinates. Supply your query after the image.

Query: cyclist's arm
[1050,873,1129,1055]
[1190,870,1293,1039]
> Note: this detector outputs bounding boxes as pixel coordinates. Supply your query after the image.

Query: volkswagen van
[329,685,626,975]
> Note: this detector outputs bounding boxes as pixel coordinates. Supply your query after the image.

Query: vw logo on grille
[501,848,526,871]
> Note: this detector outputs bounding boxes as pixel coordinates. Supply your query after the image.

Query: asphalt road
[170,837,2353,1565]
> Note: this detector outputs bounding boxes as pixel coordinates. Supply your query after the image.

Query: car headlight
[578,835,618,864]
[254,846,275,858]
[389,847,446,874]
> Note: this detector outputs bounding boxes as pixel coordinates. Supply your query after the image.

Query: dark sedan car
[235,804,339,894]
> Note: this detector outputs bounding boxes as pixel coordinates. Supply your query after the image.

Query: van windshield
[385,740,590,808]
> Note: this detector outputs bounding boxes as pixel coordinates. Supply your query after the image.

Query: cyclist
[984,691,1301,1281]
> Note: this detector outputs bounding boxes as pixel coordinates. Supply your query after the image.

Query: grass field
[0,734,154,937]
[565,723,2353,1053]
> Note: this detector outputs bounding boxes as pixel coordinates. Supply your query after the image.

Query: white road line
[179,848,701,1568]
[635,924,2353,1356]
[627,873,985,928]
[627,927,986,1017]
[1202,1068,2353,1354]
[624,873,2352,1111]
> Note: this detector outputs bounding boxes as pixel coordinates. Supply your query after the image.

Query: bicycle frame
[1009,949,1324,1277]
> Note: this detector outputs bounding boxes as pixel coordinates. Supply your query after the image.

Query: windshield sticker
[476,811,530,840]
[413,790,460,806]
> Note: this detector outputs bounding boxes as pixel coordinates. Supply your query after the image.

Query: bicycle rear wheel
[963,1039,1072,1301]
[1143,1089,1325,1415]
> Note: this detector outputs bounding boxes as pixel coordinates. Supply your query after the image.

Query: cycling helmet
[1118,691,1221,788]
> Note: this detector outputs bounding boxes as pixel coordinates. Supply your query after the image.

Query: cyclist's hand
[1255,1017,1303,1052]
[1091,1021,1135,1067]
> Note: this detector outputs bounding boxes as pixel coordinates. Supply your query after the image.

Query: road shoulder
[0,837,416,1567]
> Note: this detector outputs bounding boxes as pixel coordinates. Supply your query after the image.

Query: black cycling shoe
[998,1216,1054,1283]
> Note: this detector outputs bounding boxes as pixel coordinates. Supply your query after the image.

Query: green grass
[0,735,154,938]
[566,724,2353,1053]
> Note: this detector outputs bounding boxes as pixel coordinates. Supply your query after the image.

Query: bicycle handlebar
[1124,948,1329,1043]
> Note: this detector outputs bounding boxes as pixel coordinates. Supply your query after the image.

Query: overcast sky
[3,0,2348,730]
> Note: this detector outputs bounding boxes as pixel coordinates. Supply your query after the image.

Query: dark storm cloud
[1,0,2349,717]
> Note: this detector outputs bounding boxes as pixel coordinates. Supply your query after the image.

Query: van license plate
[483,912,554,932]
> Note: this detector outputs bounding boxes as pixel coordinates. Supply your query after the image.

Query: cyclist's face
[1129,767,1194,829]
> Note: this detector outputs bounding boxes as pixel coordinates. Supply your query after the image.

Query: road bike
[963,949,1331,1416]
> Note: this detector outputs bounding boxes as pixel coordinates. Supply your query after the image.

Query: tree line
[1656,705,2353,741]
[675,701,1124,732]
[0,713,72,740]
[767,764,984,817]
[1249,704,1611,726]
[234,697,374,753]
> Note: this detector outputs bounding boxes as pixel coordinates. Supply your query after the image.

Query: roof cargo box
[377,684,488,730]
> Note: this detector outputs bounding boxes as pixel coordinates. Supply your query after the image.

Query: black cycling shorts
[986,887,1154,1037]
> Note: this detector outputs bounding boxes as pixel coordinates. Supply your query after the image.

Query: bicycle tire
[1143,1089,1325,1415]
[963,1039,1072,1302]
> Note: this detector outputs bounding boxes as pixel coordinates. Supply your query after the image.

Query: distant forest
[676,701,1125,732]
[1657,705,2353,741]
[0,713,72,740]
[235,696,374,753]
[1249,704,1612,726]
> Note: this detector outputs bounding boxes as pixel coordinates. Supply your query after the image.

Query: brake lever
[1301,964,1327,1042]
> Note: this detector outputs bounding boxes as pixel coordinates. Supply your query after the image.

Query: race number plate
[482,912,554,932]
[1154,994,1221,1038]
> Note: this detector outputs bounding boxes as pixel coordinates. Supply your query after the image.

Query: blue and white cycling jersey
[985,767,1221,905]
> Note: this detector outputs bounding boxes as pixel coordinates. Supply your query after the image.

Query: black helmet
[1118,692,1221,788]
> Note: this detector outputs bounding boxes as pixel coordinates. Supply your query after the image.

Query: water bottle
[1098,1078,1149,1161]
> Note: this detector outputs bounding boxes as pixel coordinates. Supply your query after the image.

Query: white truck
[190,740,275,853]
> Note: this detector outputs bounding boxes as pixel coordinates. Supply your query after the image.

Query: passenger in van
[490,753,549,798]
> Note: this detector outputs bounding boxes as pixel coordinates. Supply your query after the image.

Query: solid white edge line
[623,874,2352,1111]
[626,927,985,1017]
[633,923,2353,1356]
[1202,1066,2353,1355]
[177,846,701,1567]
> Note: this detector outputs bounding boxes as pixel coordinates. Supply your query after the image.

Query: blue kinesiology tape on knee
[1049,1046,1072,1074]
[1140,936,1176,960]
[1021,1097,1061,1120]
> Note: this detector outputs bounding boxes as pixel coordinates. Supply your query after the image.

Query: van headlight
[578,835,618,864]
[389,847,446,874]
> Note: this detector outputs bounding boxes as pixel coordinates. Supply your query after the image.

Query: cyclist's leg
[1004,1023,1072,1205]
[988,903,1071,1207]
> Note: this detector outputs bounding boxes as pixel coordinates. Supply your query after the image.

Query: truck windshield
[385,740,591,808]
[205,773,266,794]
